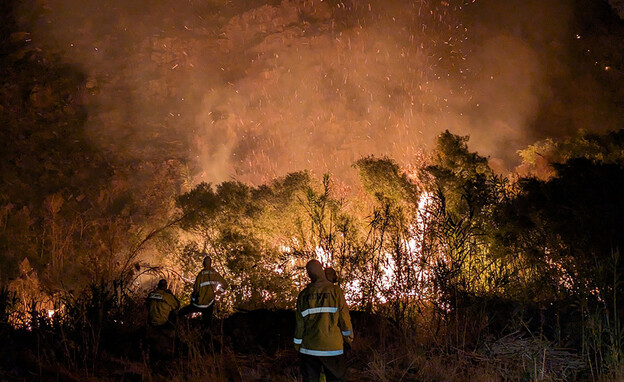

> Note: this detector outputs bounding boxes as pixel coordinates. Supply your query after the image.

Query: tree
[176,172,316,311]
[517,129,624,179]
[513,158,624,299]
[420,131,521,347]
[350,157,425,325]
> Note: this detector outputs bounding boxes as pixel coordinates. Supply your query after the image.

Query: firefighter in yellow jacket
[145,279,180,359]
[294,260,354,382]
[179,255,228,325]
[146,279,180,326]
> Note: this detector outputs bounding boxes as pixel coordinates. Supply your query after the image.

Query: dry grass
[0,303,615,382]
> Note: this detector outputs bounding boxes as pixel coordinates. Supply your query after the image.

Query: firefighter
[145,279,180,360]
[294,260,354,382]
[179,255,228,326]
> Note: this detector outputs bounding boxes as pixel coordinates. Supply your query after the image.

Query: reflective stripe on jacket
[294,280,353,356]
[147,288,180,326]
[193,267,228,308]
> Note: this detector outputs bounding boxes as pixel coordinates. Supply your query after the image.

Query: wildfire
[319,191,436,305]
[315,246,332,267]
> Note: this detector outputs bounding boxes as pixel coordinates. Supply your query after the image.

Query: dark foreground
[1,307,600,381]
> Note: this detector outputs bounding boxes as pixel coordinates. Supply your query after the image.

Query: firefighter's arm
[215,272,228,294]
[169,291,180,311]
[337,287,354,344]
[293,295,304,352]
[193,272,201,294]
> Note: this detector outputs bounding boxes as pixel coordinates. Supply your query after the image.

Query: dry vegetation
[2,1,624,381]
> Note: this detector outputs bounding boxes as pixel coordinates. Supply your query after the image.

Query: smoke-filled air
[15,0,623,182]
[3,1,624,380]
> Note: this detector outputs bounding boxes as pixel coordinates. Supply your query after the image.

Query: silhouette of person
[294,260,354,382]
[145,278,179,360]
[179,255,228,327]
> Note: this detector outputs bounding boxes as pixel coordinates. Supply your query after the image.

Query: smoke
[461,0,623,167]
[15,0,624,182]
[611,0,624,17]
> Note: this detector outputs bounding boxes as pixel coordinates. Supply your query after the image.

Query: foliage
[350,157,423,323]
[504,137,624,379]
[514,159,624,294]
[176,172,315,311]
[422,132,514,307]
[0,0,186,319]
[356,156,419,204]
[2,0,624,378]
[518,129,624,179]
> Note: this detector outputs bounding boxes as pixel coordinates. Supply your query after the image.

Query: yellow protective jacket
[294,280,354,356]
[192,266,228,308]
[146,287,180,326]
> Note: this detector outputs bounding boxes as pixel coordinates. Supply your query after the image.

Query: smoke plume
[16,0,624,182]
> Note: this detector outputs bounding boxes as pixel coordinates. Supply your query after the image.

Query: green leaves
[356,156,419,204]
